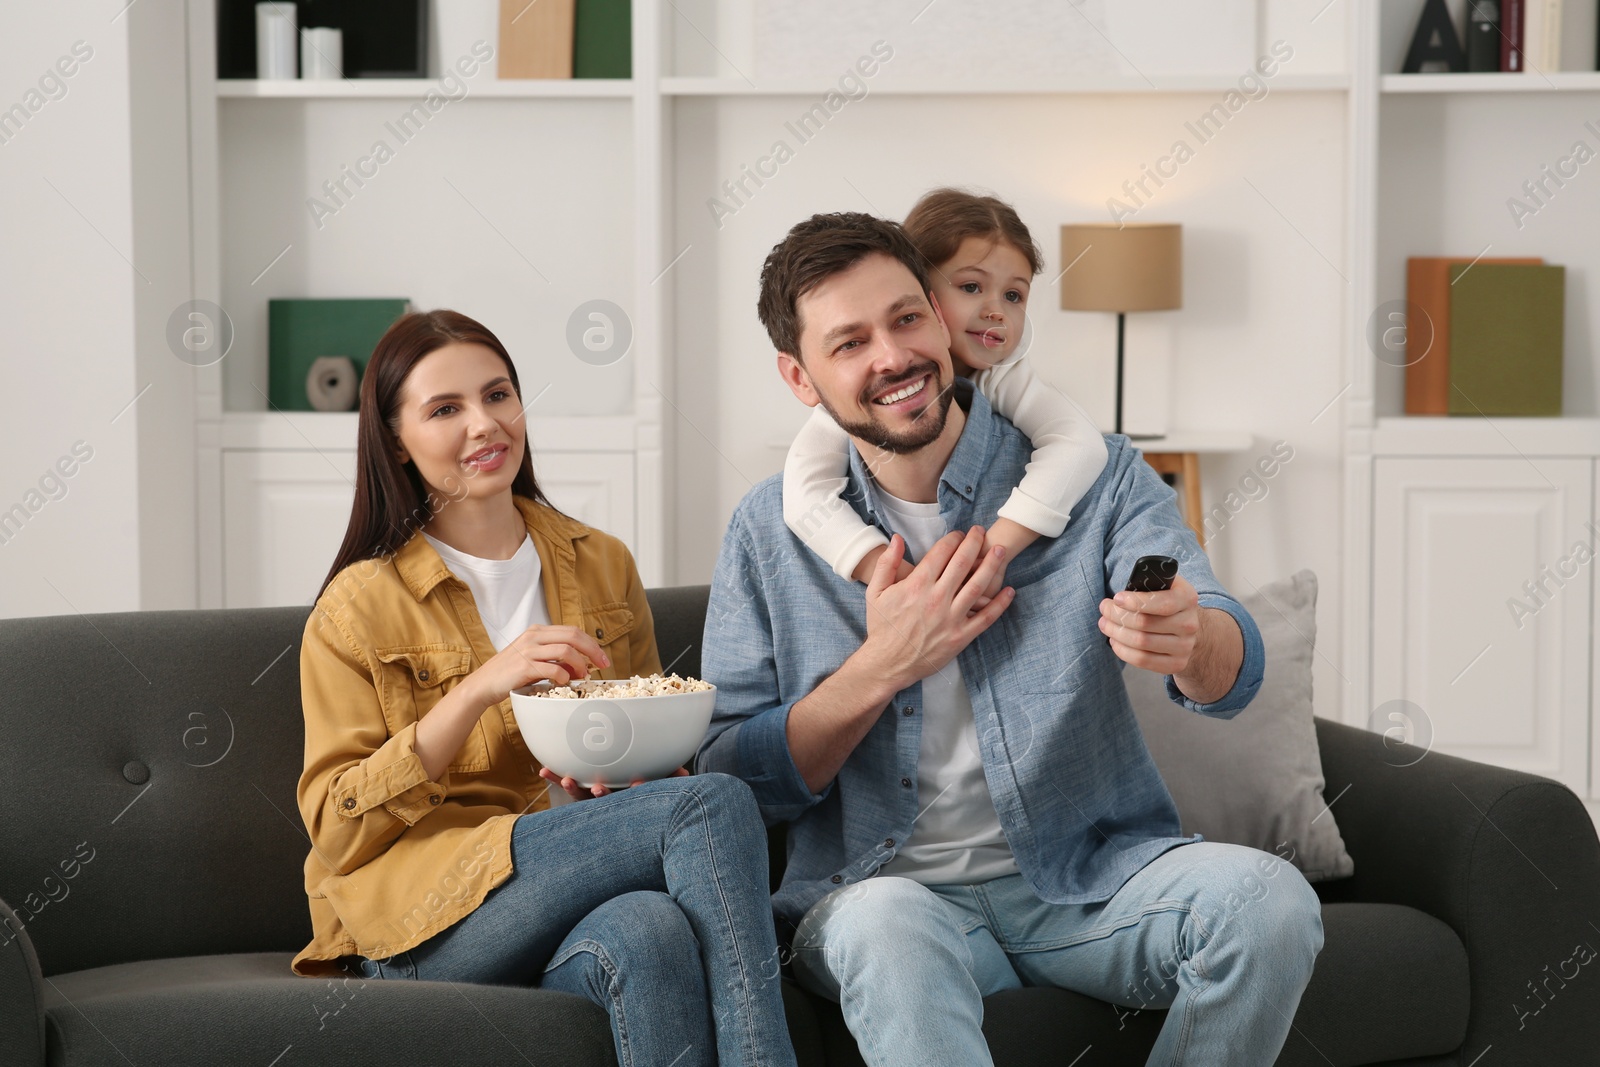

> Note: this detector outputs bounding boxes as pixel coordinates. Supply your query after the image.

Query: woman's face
[391,342,527,503]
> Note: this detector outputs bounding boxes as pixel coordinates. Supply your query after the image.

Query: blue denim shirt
[696,382,1265,929]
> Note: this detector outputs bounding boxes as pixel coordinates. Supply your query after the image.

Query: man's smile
[872,373,931,408]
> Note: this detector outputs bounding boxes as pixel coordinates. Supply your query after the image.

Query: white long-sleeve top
[782,353,1109,579]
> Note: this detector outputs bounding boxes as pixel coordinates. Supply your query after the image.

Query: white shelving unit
[1346,2,1600,827]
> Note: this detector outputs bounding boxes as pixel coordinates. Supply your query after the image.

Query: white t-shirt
[870,489,1019,886]
[422,531,550,650]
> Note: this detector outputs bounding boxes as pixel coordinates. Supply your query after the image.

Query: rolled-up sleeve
[696,512,823,824]
[1163,593,1265,717]
[298,607,449,875]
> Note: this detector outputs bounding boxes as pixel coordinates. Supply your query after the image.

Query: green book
[1447,263,1564,417]
[574,0,630,78]
[268,298,410,411]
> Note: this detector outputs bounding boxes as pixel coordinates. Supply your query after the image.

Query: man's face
[778,253,956,454]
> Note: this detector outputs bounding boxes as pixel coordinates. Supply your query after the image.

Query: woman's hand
[464,625,612,707]
[539,766,691,801]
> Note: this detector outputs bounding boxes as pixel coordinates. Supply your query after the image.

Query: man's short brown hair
[757,212,932,359]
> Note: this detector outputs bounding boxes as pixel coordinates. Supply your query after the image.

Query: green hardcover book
[268,298,411,411]
[574,0,630,78]
[1447,263,1564,416]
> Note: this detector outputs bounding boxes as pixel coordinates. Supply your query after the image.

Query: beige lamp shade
[1059,223,1182,312]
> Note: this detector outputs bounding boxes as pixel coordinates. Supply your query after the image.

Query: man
[696,212,1322,1066]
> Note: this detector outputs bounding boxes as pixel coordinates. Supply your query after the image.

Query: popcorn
[532,673,714,700]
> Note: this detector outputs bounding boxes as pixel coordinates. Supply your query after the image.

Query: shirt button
[342,797,356,810]
[965,485,974,494]
[596,628,604,639]
[418,669,430,681]
[830,874,843,884]
[902,706,914,716]
[429,795,443,805]
[883,838,895,848]
[900,777,912,788]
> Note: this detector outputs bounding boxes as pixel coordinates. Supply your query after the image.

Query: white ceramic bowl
[509,682,717,790]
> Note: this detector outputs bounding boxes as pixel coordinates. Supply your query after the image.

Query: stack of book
[499,0,631,79]
[1464,0,1597,72]
[1404,257,1566,416]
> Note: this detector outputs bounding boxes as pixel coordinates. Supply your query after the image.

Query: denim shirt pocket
[374,645,488,774]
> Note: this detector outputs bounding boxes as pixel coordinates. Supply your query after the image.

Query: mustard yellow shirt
[292,496,661,976]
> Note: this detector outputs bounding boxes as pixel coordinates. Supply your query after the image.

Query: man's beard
[816,361,953,455]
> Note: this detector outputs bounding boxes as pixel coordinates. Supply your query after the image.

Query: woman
[293,309,797,1067]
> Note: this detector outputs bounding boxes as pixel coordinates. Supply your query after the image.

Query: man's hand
[1097,576,1243,704]
[859,528,1014,692]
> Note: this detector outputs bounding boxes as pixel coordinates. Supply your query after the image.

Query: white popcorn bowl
[509,683,716,790]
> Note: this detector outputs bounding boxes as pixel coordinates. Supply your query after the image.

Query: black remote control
[1125,555,1178,592]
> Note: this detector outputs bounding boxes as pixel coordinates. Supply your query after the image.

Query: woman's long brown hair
[316,309,559,600]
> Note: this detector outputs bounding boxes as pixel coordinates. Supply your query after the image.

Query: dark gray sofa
[3,586,1598,1066]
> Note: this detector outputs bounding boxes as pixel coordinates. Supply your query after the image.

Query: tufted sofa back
[0,587,712,977]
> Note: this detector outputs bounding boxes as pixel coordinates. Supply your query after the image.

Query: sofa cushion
[808,902,1467,1067]
[1126,570,1356,881]
[44,952,827,1067]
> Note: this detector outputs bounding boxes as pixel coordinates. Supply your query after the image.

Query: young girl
[783,189,1106,586]
[295,309,797,1067]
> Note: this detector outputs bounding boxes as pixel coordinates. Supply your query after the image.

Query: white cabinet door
[528,449,636,547]
[222,449,636,610]
[1373,458,1592,795]
[222,450,359,609]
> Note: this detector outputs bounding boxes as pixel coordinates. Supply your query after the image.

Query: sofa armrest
[1315,717,1600,1057]
[0,895,46,1067]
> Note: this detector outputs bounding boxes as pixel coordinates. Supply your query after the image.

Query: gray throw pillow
[1124,569,1355,881]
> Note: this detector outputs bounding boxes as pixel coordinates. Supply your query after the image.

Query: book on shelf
[496,0,630,79]
[1523,0,1567,71]
[1447,263,1565,416]
[268,298,411,412]
[574,0,631,78]
[1502,0,1526,70]
[499,0,575,78]
[1404,256,1543,415]
[1468,1,1502,72]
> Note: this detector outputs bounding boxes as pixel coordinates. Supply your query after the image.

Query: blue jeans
[789,841,1323,1067]
[353,773,797,1067]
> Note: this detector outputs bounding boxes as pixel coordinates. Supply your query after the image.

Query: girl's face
[930,235,1033,373]
[391,342,527,503]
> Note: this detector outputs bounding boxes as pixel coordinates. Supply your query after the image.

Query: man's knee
[794,877,962,968]
[1202,847,1323,963]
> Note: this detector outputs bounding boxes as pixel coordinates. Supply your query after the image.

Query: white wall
[0,1,194,617]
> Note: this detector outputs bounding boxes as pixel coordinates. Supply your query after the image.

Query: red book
[1502,0,1525,71]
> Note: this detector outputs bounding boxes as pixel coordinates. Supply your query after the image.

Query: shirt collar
[846,378,992,526]
[393,494,588,602]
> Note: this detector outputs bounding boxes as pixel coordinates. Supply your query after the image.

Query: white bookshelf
[659,74,1351,96]
[1343,3,1600,819]
[1380,71,1600,92]
[216,78,634,98]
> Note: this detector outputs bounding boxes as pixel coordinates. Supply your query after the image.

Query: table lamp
[1059,222,1182,439]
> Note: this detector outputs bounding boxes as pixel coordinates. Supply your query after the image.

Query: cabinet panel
[222,451,359,608]
[221,450,637,610]
[530,450,636,547]
[1373,458,1592,795]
